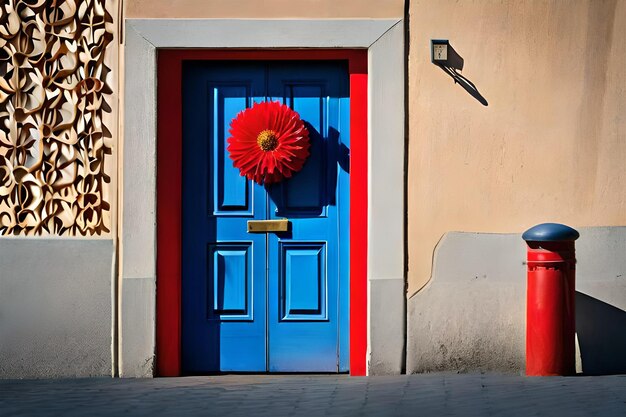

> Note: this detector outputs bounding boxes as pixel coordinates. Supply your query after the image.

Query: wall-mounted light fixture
[431,39,450,66]
[430,39,488,106]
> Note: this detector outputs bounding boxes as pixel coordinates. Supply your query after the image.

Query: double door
[181,60,350,372]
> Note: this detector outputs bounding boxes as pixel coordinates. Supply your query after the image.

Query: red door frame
[156,50,368,376]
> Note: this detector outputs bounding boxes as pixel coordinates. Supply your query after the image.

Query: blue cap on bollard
[522,223,580,242]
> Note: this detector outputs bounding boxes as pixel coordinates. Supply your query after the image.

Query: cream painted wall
[408,0,626,295]
[125,0,403,18]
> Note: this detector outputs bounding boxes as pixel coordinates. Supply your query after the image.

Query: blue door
[182,61,350,373]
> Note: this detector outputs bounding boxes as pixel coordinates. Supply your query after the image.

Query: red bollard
[522,223,579,376]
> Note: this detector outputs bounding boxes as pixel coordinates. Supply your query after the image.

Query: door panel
[182,60,349,373]
[280,241,327,320]
[209,243,253,320]
[267,62,349,372]
[183,62,267,373]
[212,85,254,215]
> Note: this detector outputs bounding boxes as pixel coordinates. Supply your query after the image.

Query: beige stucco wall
[408,0,626,295]
[125,0,403,18]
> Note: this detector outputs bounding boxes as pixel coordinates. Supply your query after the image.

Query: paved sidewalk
[2,373,626,416]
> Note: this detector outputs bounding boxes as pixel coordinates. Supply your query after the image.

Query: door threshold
[181,371,350,376]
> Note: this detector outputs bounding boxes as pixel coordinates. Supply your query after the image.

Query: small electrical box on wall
[431,39,449,65]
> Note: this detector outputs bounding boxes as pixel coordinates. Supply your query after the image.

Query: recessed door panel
[182,60,349,373]
[280,242,327,320]
[209,243,252,320]
[212,85,253,215]
[276,84,328,216]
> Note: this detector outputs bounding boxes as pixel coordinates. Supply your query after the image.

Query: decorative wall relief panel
[0,0,115,235]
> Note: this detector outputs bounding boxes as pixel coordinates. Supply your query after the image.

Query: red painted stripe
[349,70,368,376]
[156,50,368,376]
[156,51,183,376]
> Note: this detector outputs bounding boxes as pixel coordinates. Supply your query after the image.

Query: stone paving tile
[2,374,626,416]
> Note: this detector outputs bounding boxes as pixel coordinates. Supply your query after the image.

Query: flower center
[257,129,278,151]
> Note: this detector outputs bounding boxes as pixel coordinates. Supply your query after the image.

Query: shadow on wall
[576,291,626,375]
[433,43,488,106]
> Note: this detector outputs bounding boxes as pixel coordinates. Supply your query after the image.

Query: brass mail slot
[247,219,290,233]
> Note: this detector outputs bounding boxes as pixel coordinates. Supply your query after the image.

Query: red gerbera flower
[227,101,310,185]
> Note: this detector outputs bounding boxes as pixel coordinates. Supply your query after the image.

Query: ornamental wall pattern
[0,0,115,235]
